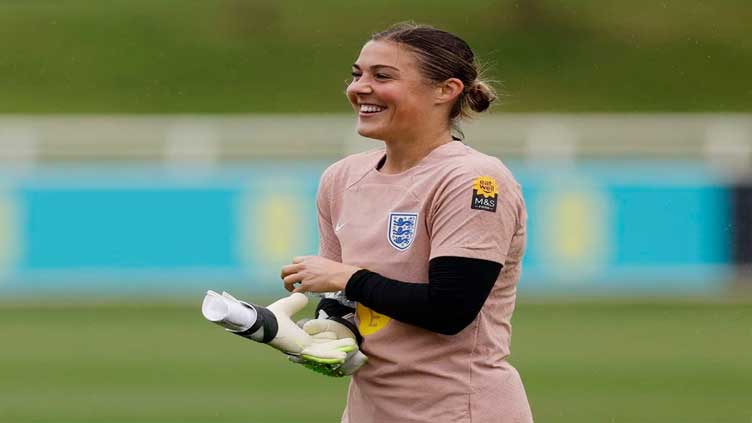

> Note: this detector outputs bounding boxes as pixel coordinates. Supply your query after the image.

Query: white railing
[1,114,750,171]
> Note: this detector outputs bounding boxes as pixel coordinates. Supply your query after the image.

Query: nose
[347,77,373,96]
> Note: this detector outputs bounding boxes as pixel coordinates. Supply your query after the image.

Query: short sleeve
[316,166,342,262]
[428,168,522,265]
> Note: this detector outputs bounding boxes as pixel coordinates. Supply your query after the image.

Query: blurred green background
[2,1,751,422]
[1,0,751,113]
[2,300,751,422]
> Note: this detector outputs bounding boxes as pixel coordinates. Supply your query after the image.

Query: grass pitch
[1,299,750,422]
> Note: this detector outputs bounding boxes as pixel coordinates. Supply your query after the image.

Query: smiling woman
[280,23,532,423]
[346,25,496,161]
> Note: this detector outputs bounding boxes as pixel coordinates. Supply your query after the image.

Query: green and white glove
[289,311,368,377]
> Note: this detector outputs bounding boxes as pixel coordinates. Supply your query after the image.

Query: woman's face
[346,40,440,141]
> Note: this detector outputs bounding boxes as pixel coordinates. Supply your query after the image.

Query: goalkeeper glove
[289,310,368,377]
[202,290,313,355]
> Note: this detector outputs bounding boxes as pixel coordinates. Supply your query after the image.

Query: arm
[316,165,342,262]
[311,163,359,337]
[285,166,367,376]
[345,256,501,335]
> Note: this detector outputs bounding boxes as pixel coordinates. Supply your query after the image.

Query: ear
[435,78,464,105]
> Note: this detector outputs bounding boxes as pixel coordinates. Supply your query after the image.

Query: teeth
[360,104,385,113]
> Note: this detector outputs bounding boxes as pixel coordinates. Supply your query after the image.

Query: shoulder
[426,143,525,223]
[319,148,384,192]
[435,144,520,194]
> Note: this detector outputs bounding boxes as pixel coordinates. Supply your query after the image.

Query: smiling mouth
[359,104,386,115]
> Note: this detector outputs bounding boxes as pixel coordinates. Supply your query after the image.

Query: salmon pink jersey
[317,141,533,423]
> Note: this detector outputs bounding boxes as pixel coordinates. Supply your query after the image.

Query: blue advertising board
[0,161,734,297]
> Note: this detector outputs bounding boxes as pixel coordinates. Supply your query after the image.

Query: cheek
[345,85,358,107]
[376,89,407,115]
[390,94,424,120]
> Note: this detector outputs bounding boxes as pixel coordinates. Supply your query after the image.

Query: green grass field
[1,299,750,422]
[1,0,751,113]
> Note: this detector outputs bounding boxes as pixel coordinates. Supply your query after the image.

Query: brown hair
[371,22,497,124]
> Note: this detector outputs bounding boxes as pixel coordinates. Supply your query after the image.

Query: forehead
[354,40,419,71]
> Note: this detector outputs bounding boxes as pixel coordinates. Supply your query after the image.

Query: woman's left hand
[280,256,361,293]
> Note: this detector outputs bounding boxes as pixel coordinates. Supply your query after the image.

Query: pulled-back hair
[371,22,497,124]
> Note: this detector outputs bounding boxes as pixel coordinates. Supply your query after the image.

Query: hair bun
[466,81,496,113]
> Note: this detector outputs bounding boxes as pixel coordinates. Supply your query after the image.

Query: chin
[356,124,387,141]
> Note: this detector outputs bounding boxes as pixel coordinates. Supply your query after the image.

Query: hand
[289,318,368,377]
[280,256,361,293]
[202,291,315,355]
[264,293,317,353]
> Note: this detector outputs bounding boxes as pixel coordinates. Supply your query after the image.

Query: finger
[293,281,313,293]
[267,292,308,316]
[292,255,312,264]
[280,263,304,279]
[310,331,337,341]
[283,273,303,285]
[283,276,299,292]
[301,339,356,360]
[303,319,336,335]
[301,347,347,362]
[326,338,357,350]
[304,318,356,339]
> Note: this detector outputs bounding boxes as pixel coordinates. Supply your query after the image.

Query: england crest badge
[387,212,418,251]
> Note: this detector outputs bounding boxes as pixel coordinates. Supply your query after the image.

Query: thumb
[302,319,334,335]
[303,318,356,340]
[267,292,308,318]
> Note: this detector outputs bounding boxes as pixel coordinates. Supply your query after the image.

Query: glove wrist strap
[236,304,278,344]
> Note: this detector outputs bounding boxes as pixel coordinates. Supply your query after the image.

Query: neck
[380,128,453,174]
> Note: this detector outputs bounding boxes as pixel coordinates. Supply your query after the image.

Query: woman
[281,23,532,423]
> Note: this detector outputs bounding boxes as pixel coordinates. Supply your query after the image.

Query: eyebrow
[352,64,400,72]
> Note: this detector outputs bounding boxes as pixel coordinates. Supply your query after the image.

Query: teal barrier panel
[0,164,325,296]
[0,161,734,297]
[515,162,732,294]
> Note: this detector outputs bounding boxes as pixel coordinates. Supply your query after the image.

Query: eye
[375,73,391,80]
[351,71,362,80]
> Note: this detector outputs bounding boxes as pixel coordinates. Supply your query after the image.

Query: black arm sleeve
[344,256,501,335]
